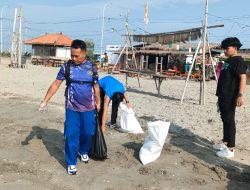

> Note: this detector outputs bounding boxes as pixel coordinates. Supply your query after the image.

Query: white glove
[39,101,47,112]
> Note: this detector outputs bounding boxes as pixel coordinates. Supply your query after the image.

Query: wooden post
[155,56,163,74]
[125,73,128,87]
[140,55,144,70]
[160,57,163,74]
[201,0,209,105]
[181,36,203,104]
[154,76,163,95]
[207,38,218,82]
[145,55,149,69]
[140,55,149,70]
[10,8,17,66]
[112,44,127,73]
[155,57,158,73]
[18,7,23,68]
[0,7,3,64]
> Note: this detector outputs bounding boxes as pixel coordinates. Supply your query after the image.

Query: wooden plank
[119,69,168,79]
[120,69,167,95]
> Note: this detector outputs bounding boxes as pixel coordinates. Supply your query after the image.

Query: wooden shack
[116,42,219,77]
[25,33,72,67]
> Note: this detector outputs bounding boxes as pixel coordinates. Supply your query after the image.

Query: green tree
[85,39,95,62]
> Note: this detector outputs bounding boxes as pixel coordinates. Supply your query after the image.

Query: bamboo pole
[10,8,17,66]
[201,0,209,105]
[18,7,23,68]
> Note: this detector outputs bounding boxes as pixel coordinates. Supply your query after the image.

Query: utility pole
[125,13,129,68]
[201,0,209,105]
[10,8,17,66]
[100,3,110,67]
[18,7,23,68]
[144,0,149,34]
[0,7,3,64]
[24,26,27,53]
[0,7,3,55]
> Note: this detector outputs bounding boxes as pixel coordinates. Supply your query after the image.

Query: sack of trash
[139,121,170,165]
[90,112,108,160]
[119,103,144,134]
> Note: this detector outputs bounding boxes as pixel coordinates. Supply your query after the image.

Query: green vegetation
[85,39,95,62]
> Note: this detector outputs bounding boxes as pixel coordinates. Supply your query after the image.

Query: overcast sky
[1,0,250,52]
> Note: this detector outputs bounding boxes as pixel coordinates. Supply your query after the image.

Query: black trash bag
[90,112,108,160]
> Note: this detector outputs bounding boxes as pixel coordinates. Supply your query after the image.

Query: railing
[31,57,66,67]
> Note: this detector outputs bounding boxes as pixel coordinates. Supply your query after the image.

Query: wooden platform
[119,69,169,95]
[31,57,65,67]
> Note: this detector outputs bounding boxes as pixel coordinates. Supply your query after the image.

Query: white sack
[139,121,170,165]
[119,103,144,134]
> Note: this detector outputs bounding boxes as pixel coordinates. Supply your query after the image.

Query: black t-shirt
[216,56,247,100]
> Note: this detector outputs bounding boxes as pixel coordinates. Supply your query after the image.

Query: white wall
[56,47,71,59]
[106,45,121,65]
[106,45,121,52]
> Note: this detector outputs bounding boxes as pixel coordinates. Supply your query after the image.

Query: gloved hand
[39,101,47,112]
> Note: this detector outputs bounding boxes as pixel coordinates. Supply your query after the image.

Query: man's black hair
[221,37,242,50]
[71,39,87,50]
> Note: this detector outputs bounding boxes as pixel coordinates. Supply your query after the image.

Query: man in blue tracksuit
[39,40,100,175]
[98,76,131,132]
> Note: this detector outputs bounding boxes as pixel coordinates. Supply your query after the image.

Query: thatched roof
[118,49,190,56]
[114,40,221,57]
[140,42,220,50]
[137,50,190,55]
[133,27,202,44]
[133,25,224,44]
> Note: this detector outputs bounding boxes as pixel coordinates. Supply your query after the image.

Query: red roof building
[25,33,73,64]
[25,33,72,47]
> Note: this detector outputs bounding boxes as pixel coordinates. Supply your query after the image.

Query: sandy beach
[0,57,249,190]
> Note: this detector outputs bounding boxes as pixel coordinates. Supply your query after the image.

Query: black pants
[218,98,236,147]
[99,89,124,126]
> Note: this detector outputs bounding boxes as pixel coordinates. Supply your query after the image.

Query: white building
[105,45,121,64]
[25,33,72,61]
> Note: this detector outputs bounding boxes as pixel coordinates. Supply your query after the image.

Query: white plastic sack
[119,103,144,134]
[139,121,170,165]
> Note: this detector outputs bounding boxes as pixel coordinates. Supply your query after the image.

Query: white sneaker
[67,165,77,175]
[212,143,227,151]
[79,154,89,163]
[216,147,234,158]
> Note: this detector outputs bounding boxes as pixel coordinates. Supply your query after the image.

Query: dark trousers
[218,98,236,147]
[99,89,124,126]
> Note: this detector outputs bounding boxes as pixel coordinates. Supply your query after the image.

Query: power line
[107,17,203,24]
[208,13,250,21]
[76,29,125,37]
[23,17,102,25]
[3,14,247,26]
[108,16,203,21]
[2,16,103,24]
[25,26,115,34]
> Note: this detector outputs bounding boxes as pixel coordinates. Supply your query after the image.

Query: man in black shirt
[213,37,247,158]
